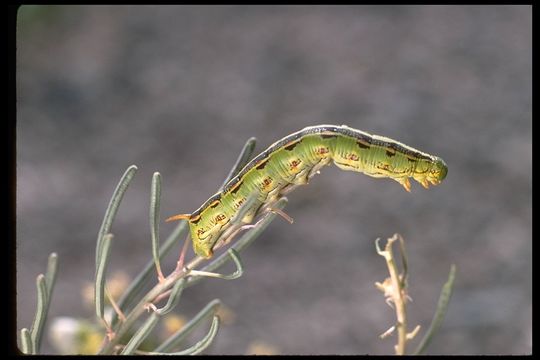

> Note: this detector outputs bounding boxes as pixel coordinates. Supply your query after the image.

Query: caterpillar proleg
[167,125,448,258]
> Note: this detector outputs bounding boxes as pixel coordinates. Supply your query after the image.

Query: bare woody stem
[376,234,409,355]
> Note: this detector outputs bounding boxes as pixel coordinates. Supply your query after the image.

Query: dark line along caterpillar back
[167,125,448,258]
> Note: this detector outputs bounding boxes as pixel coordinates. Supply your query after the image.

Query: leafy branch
[94,137,285,355]
[18,136,286,355]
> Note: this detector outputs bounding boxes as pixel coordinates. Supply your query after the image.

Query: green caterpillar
[167,125,448,258]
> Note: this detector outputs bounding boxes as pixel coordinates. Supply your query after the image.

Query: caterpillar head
[426,156,448,186]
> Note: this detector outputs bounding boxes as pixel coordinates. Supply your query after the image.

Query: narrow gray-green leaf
[150,316,220,355]
[32,252,59,351]
[45,252,58,297]
[170,316,220,355]
[19,328,33,354]
[95,233,114,320]
[414,264,457,355]
[120,313,160,355]
[29,274,47,354]
[220,137,257,190]
[189,249,243,280]
[220,249,243,280]
[155,299,221,353]
[150,172,163,279]
[155,279,186,316]
[111,220,189,327]
[95,165,137,268]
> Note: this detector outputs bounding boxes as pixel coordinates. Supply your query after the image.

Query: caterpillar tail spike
[165,213,191,223]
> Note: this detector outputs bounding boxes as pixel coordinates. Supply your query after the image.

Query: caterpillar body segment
[166,125,448,258]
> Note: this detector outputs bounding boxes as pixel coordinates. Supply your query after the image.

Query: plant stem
[99,255,206,354]
[376,234,409,355]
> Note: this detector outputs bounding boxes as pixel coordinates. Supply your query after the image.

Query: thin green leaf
[32,252,59,351]
[111,220,189,327]
[29,274,47,354]
[171,316,220,355]
[120,313,160,355]
[95,233,114,320]
[150,172,164,279]
[149,316,220,355]
[45,252,58,297]
[186,197,287,289]
[155,279,186,316]
[19,328,33,354]
[155,299,221,353]
[223,249,243,279]
[220,137,257,190]
[95,165,137,268]
[188,249,243,280]
[414,264,457,355]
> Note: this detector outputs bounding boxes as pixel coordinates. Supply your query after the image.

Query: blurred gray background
[16,5,531,355]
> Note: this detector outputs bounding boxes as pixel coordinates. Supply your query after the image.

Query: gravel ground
[16,5,531,355]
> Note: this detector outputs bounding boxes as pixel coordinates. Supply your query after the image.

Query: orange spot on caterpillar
[289,159,302,170]
[261,176,273,190]
[317,147,329,155]
[377,163,391,171]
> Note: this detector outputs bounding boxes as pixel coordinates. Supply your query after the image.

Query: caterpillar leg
[280,158,328,196]
[211,202,293,253]
[266,206,294,224]
[260,198,294,224]
[395,177,412,192]
[211,222,259,253]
